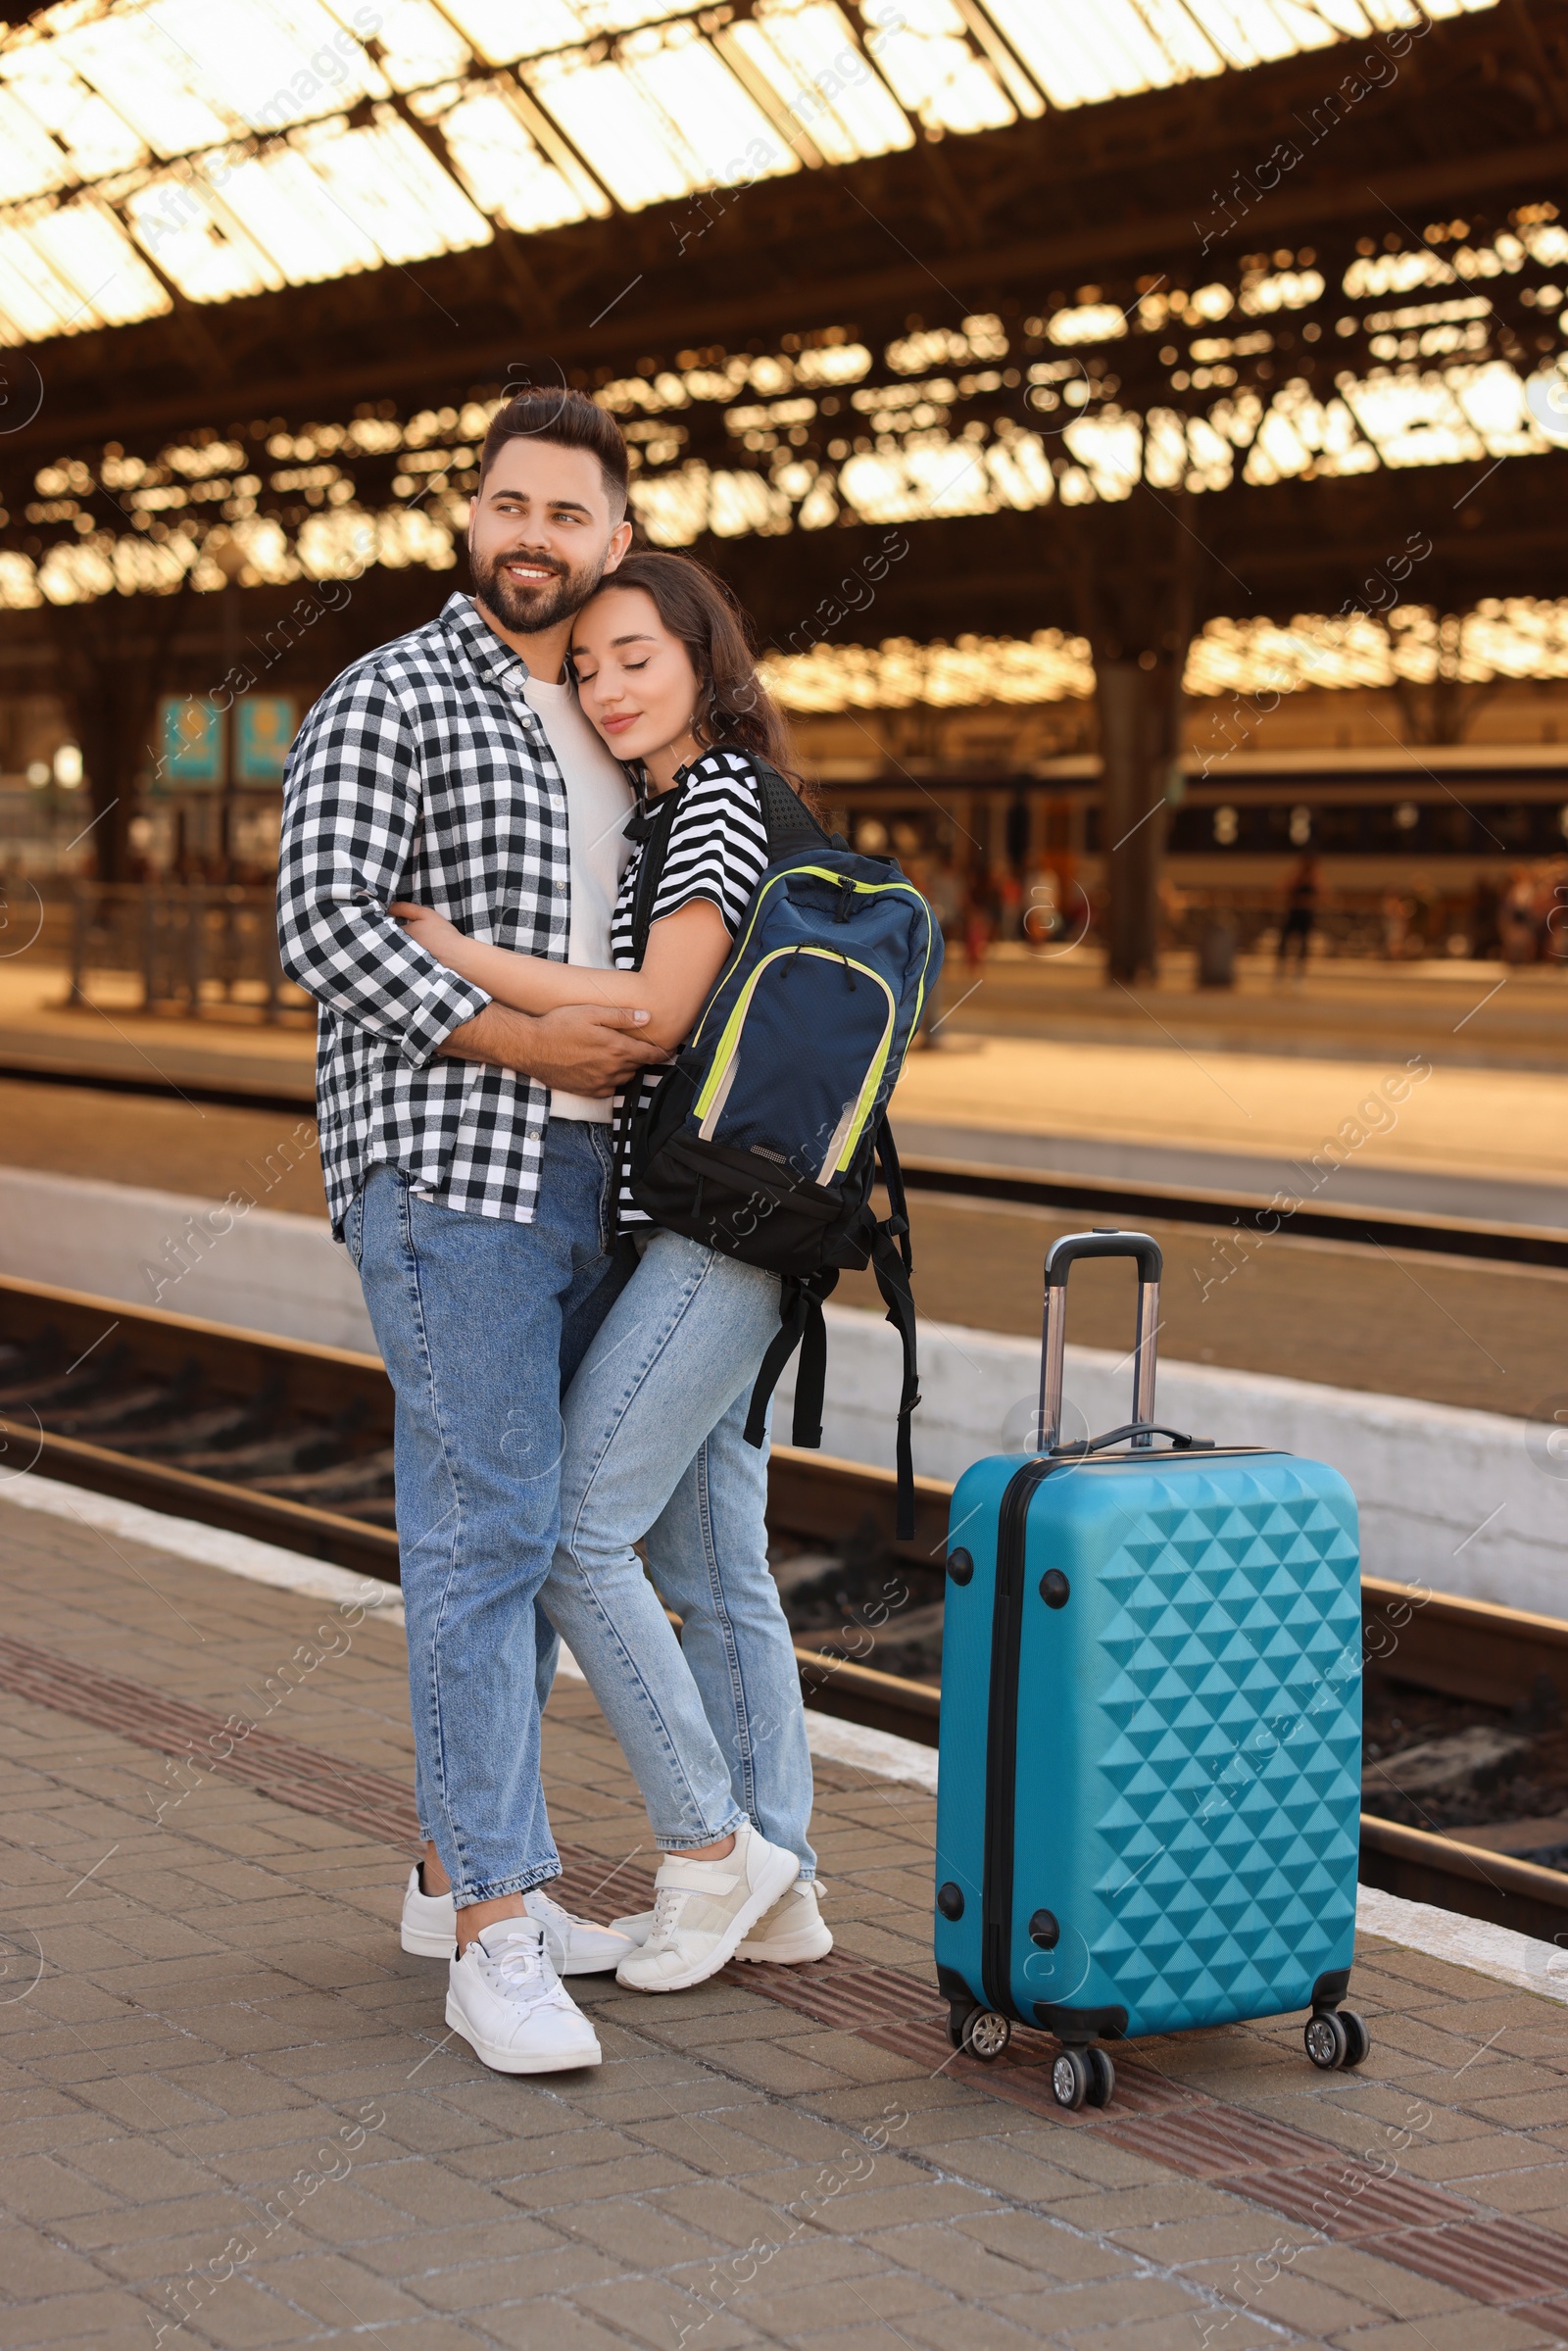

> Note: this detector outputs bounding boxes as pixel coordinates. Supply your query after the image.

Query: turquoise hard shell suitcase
[934,1230,1366,2111]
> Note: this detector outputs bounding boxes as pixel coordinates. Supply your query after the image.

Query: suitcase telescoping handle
[1039,1229,1163,1453]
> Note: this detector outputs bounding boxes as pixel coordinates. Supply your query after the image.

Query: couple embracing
[278,388,830,2075]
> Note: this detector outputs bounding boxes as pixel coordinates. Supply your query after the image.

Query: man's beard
[469,540,602,635]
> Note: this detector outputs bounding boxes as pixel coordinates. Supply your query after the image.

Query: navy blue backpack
[619,753,943,1535]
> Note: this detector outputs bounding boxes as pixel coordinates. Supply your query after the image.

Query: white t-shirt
[523,671,634,1123]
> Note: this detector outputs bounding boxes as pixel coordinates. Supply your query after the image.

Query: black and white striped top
[610,746,771,1226]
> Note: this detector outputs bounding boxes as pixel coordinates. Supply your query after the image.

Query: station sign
[234,695,296,784]
[157,696,223,786]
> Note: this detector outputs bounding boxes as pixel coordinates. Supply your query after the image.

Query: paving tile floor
[2,1494,1568,2350]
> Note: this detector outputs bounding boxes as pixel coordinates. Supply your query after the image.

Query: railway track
[3,1271,1568,1943]
[3,1056,1565,1268]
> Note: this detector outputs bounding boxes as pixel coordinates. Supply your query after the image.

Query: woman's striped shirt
[609,746,772,1226]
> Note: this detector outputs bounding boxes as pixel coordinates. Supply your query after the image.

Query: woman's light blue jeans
[543,1229,816,1878]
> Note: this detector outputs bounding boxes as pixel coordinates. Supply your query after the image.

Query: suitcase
[934,1228,1366,2111]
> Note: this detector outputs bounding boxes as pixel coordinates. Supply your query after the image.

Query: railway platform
[3,959,1567,1231]
[4,1481,1568,2351]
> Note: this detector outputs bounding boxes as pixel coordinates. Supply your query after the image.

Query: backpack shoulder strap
[717,747,831,862]
[868,1115,920,1539]
[740,1119,922,1542]
[626,786,684,967]
[743,1268,838,1454]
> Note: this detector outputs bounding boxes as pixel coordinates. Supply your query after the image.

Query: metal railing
[69,884,309,1024]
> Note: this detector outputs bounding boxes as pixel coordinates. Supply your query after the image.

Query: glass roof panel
[123,171,286,300]
[434,0,587,66]
[621,24,800,187]
[0,44,147,178]
[29,198,172,326]
[1254,1,1346,54]
[324,0,471,90]
[436,80,598,230]
[570,0,708,31]
[1115,0,1229,75]
[978,1,1158,105]
[207,138,384,281]
[0,86,74,203]
[1176,0,1300,69]
[0,217,98,340]
[292,108,492,263]
[734,1,912,165]
[435,0,705,63]
[526,50,699,207]
[1062,2,1197,95]
[141,0,385,138]
[860,0,1015,135]
[55,13,233,158]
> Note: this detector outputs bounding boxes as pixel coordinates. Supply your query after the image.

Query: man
[278,388,665,2074]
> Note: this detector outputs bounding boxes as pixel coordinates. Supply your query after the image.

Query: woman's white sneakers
[446,1919,602,2074]
[613,1827,801,1993]
[732,1877,833,1964]
[401,1868,634,1974]
[614,1874,832,1966]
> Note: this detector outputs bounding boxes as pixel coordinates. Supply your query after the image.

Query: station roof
[0,0,1496,343]
[1,0,1564,666]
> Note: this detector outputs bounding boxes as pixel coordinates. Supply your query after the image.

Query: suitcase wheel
[1052,2048,1091,2109]
[960,2008,1012,2063]
[1304,2009,1367,2071]
[1051,2045,1114,2108]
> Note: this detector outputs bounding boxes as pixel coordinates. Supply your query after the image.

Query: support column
[1097,655,1174,984]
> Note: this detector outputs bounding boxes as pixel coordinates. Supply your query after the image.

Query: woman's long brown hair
[588,550,813,804]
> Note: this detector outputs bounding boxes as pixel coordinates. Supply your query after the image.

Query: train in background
[812,745,1568,959]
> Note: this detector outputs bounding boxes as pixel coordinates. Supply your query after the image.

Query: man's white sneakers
[401,1866,461,1958]
[614,1827,801,1993]
[446,1918,601,2074]
[401,1869,634,1974]
[615,1875,831,1966]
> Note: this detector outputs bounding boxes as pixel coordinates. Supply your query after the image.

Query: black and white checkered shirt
[277,593,572,1237]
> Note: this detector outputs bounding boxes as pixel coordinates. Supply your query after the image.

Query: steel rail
[898,1154,1568,1270]
[3,1057,1563,1264]
[4,1274,1566,1939]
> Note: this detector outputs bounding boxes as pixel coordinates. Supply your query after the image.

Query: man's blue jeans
[344,1122,626,1907]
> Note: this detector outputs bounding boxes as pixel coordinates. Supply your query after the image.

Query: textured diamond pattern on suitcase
[1084,1484,1360,2033]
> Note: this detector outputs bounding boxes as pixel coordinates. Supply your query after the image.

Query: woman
[394,552,829,1994]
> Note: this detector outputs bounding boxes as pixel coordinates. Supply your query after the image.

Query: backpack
[617,751,943,1538]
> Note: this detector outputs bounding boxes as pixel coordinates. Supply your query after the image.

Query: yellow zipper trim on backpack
[692,868,936,1052]
[694,948,896,1164]
[833,979,899,1174]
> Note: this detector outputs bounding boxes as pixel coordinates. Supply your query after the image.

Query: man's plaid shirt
[277,593,575,1236]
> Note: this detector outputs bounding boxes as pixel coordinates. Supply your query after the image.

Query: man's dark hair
[478,388,629,520]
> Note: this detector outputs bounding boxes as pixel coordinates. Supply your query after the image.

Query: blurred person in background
[995,858,1023,943]
[912,851,960,1045]
[1380,888,1410,961]
[1276,854,1318,979]
[1469,874,1501,960]
[962,862,994,970]
[1543,858,1568,965]
[1501,866,1539,964]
